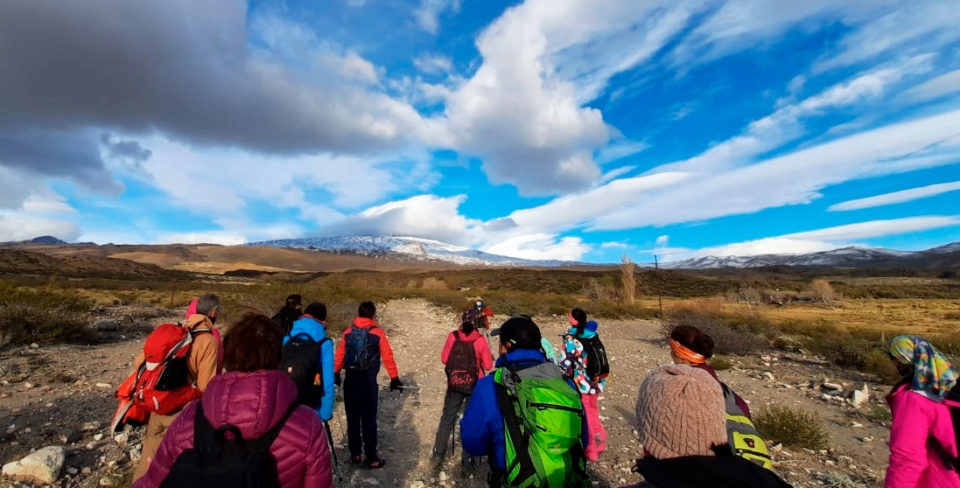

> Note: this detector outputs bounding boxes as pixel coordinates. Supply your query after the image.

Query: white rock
[762,372,775,382]
[93,434,104,441]
[849,390,868,408]
[114,433,128,445]
[1,446,64,484]
[439,471,448,482]
[409,482,426,488]
[95,383,112,389]
[29,343,39,349]
[362,477,379,485]
[66,466,79,476]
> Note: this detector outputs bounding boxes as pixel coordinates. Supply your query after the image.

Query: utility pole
[654,255,663,317]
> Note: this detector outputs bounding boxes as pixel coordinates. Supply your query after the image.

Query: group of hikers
[110,293,960,488]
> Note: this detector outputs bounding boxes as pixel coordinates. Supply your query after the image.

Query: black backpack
[280,333,330,407]
[159,401,297,488]
[943,384,960,472]
[445,332,480,395]
[579,335,610,382]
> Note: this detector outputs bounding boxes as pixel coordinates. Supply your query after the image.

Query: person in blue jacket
[460,316,587,486]
[283,302,336,422]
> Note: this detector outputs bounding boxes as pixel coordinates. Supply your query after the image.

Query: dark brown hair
[223,313,284,372]
[670,325,715,358]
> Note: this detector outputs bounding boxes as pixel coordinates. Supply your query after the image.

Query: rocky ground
[1,299,892,487]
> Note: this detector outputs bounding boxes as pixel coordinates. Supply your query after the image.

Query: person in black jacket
[630,365,792,488]
[272,294,303,336]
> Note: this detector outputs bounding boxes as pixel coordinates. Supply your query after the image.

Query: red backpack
[112,324,210,431]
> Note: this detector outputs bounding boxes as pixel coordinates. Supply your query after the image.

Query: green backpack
[493,364,589,488]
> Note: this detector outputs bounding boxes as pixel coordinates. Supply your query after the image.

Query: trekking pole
[324,421,344,488]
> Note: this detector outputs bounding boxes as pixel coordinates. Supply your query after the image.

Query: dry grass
[0,281,94,346]
[620,255,637,305]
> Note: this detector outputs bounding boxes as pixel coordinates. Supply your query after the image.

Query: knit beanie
[634,365,727,459]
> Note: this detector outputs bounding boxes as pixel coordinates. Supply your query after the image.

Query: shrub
[754,405,829,450]
[863,349,900,382]
[861,404,892,423]
[710,355,734,371]
[810,279,837,303]
[661,302,769,355]
[0,282,94,346]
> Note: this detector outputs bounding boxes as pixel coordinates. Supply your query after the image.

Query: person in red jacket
[474,298,494,335]
[430,316,494,469]
[333,301,402,469]
[133,313,332,488]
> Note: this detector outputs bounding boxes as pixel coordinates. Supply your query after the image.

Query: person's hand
[334,372,341,387]
[389,377,403,391]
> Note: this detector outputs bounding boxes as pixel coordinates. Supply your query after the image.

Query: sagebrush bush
[710,355,734,371]
[755,405,828,450]
[0,281,94,346]
[662,302,769,355]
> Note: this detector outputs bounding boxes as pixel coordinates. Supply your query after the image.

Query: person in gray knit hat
[630,365,792,487]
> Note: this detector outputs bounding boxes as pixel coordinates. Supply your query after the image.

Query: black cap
[490,316,541,350]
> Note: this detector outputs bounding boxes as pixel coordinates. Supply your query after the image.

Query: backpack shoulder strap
[190,328,213,336]
[250,402,300,452]
[493,369,538,483]
[192,401,216,448]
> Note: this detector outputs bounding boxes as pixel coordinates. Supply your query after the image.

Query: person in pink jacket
[885,335,959,488]
[430,316,494,468]
[133,313,332,488]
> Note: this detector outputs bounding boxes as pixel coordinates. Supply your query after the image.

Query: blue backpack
[344,325,374,372]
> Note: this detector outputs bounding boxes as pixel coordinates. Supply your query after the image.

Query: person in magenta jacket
[430,316,494,467]
[885,335,959,488]
[134,313,332,488]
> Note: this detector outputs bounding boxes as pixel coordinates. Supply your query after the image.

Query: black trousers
[344,374,379,459]
[432,389,469,457]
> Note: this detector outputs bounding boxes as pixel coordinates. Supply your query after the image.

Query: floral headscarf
[888,335,958,400]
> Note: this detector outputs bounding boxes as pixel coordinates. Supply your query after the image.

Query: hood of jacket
[495,348,547,369]
[636,453,792,488]
[351,317,377,329]
[184,314,214,331]
[289,315,327,342]
[456,328,482,343]
[200,370,299,440]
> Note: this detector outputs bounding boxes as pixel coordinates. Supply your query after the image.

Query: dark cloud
[0,0,429,158]
[101,134,153,179]
[0,128,121,194]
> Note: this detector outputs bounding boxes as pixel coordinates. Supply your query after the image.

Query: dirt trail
[1,299,892,487]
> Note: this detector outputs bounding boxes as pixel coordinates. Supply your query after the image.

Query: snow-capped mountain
[663,243,960,269]
[248,235,576,266]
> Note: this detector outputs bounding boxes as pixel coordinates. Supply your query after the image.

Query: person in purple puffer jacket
[133,313,332,488]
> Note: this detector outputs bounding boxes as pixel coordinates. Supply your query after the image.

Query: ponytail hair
[670,325,715,359]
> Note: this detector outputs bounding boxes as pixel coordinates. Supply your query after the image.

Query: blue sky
[0,0,959,263]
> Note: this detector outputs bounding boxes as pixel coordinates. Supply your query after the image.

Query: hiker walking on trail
[333,301,402,469]
[667,325,772,469]
[273,294,304,336]
[133,313,332,488]
[474,298,494,335]
[430,314,494,468]
[461,316,589,488]
[282,303,336,422]
[561,308,609,462]
[131,294,222,482]
[885,335,960,488]
[631,365,791,488]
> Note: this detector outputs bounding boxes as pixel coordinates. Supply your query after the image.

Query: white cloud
[154,231,247,246]
[413,0,461,34]
[413,54,453,75]
[655,235,670,246]
[600,241,629,249]
[830,181,960,211]
[655,57,930,175]
[318,194,481,246]
[691,216,960,257]
[594,108,960,229]
[482,233,589,262]
[899,69,960,104]
[0,211,80,242]
[595,140,649,165]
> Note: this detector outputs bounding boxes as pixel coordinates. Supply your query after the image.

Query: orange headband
[670,338,706,364]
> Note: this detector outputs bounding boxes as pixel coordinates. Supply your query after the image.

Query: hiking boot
[348,455,363,466]
[365,457,386,469]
